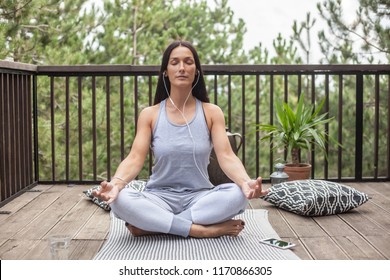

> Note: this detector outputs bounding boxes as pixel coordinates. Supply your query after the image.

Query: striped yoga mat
[93,209,300,260]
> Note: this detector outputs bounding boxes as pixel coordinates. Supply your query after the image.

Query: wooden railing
[0,62,37,205]
[1,61,389,204]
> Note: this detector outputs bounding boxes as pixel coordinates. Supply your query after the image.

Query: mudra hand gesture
[93,180,120,204]
[242,177,269,199]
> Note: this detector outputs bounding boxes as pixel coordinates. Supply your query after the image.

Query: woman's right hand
[92,180,120,204]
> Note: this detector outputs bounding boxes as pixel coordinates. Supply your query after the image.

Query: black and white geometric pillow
[83,180,147,211]
[262,180,369,216]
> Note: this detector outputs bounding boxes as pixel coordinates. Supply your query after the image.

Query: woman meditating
[93,40,268,238]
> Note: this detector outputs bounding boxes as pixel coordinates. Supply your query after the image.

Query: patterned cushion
[83,180,147,211]
[262,180,369,216]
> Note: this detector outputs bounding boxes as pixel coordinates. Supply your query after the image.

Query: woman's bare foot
[189,219,245,238]
[125,223,158,237]
[126,220,245,238]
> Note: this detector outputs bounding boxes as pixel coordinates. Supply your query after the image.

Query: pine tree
[317,0,389,63]
[0,0,98,64]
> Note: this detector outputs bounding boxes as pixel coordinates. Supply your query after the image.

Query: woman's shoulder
[202,102,223,116]
[139,104,160,122]
[201,102,225,130]
[140,103,160,115]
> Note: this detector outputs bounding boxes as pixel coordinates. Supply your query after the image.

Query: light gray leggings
[110,183,248,237]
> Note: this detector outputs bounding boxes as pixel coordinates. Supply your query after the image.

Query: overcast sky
[226,0,360,62]
[89,0,367,63]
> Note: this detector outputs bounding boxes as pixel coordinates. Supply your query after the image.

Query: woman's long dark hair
[154,40,210,105]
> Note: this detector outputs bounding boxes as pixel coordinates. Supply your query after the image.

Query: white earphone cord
[163,72,210,183]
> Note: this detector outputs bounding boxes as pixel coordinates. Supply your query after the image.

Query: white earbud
[161,68,208,181]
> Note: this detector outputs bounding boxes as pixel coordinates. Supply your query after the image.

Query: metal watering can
[207,129,243,186]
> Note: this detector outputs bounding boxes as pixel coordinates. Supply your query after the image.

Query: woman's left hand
[241,177,269,199]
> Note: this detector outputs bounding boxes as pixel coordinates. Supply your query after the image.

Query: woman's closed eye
[170,58,194,65]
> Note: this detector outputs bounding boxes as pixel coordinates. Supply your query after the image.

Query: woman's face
[166,46,197,89]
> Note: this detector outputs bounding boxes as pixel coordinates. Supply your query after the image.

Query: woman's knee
[190,184,247,224]
[217,183,248,209]
[110,188,142,215]
[217,183,246,197]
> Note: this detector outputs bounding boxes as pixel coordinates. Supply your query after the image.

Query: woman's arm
[94,106,156,203]
[110,107,154,188]
[205,103,268,199]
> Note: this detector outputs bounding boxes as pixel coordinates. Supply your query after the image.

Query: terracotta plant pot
[284,163,312,181]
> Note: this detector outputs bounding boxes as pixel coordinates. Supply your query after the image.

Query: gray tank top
[145,98,214,192]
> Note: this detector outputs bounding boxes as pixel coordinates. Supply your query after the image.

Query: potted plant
[255,94,340,181]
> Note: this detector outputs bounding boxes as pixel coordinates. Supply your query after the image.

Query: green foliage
[0,0,97,63]
[254,95,340,165]
[0,0,246,65]
[271,33,303,64]
[292,13,316,64]
[316,0,389,63]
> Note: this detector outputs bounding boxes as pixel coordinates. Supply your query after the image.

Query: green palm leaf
[255,94,342,165]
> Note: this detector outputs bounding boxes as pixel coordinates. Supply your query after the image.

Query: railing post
[388,74,390,180]
[355,74,364,180]
[337,74,343,180]
[33,74,39,183]
[241,75,246,166]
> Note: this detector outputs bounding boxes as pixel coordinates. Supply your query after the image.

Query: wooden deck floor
[0,182,389,260]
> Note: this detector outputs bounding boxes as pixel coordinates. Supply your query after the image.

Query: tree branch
[21,24,49,32]
[345,27,389,54]
[0,0,34,17]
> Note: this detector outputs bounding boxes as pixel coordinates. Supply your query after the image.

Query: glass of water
[48,235,71,260]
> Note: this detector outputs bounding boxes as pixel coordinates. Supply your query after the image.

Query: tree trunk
[291,147,300,165]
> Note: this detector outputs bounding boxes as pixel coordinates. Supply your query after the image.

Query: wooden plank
[250,198,298,238]
[333,236,385,260]
[0,238,8,247]
[0,60,37,72]
[363,235,390,259]
[249,198,314,259]
[348,182,377,195]
[349,182,389,198]
[12,185,87,240]
[313,214,359,237]
[279,210,328,238]
[337,206,390,258]
[365,182,390,197]
[343,183,390,236]
[22,239,105,260]
[339,206,388,236]
[0,185,70,239]
[21,239,52,260]
[367,194,390,213]
[352,183,390,213]
[75,206,110,240]
[44,195,99,238]
[283,237,313,260]
[355,200,390,233]
[310,211,387,259]
[69,240,106,260]
[0,185,52,222]
[0,239,39,260]
[301,237,349,260]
